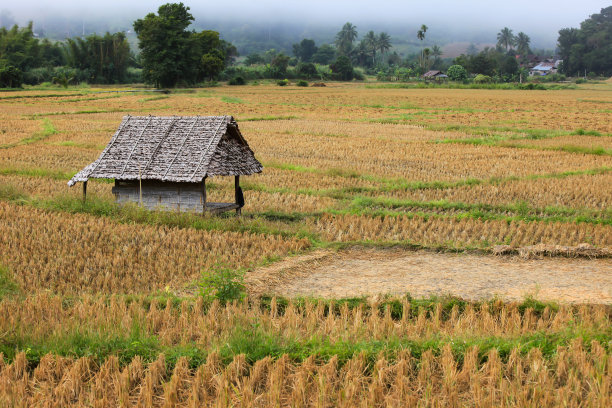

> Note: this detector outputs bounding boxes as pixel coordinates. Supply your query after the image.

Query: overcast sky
[3,1,610,47]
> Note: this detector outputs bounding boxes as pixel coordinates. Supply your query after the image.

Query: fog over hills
[1,1,610,55]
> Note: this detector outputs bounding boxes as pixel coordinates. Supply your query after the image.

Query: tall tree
[557,7,612,76]
[416,24,428,72]
[335,22,357,56]
[133,3,195,87]
[377,32,392,60]
[497,27,515,52]
[364,30,377,65]
[515,32,531,55]
[64,32,131,83]
[292,38,317,62]
[431,45,443,69]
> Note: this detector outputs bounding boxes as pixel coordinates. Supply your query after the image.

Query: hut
[423,70,448,82]
[68,115,262,214]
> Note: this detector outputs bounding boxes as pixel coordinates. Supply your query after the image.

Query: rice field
[0,82,610,406]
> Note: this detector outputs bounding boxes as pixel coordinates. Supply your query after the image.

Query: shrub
[0,64,23,88]
[277,79,289,86]
[296,80,308,87]
[474,74,492,84]
[296,62,317,79]
[447,65,468,81]
[198,263,246,304]
[330,56,354,81]
[229,76,246,85]
[575,78,586,84]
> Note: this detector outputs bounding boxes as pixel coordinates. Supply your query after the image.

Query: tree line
[1,3,610,88]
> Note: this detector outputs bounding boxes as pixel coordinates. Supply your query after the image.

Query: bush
[198,263,245,304]
[296,80,308,87]
[447,65,468,81]
[330,56,354,81]
[277,79,289,86]
[575,78,587,84]
[229,76,246,85]
[474,74,492,84]
[0,65,23,88]
[296,62,317,79]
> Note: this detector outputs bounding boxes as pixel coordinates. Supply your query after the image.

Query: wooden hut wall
[112,180,204,213]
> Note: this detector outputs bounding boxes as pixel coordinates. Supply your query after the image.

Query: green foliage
[0,22,63,74]
[0,264,19,299]
[63,32,131,84]
[133,3,233,87]
[198,263,246,304]
[335,22,358,56]
[330,55,354,80]
[312,44,336,65]
[228,76,246,85]
[52,72,75,88]
[133,3,195,87]
[496,27,515,51]
[558,7,612,76]
[0,64,22,87]
[296,62,317,79]
[245,53,264,65]
[474,74,493,84]
[277,79,289,86]
[201,52,225,81]
[292,38,317,62]
[296,80,308,87]
[270,53,290,78]
[446,64,468,81]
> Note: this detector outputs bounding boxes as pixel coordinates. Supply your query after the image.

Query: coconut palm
[497,27,515,51]
[377,32,392,60]
[417,24,428,71]
[423,47,432,70]
[515,32,531,55]
[364,30,377,65]
[335,22,358,56]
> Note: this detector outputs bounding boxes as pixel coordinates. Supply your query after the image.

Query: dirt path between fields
[246,249,612,303]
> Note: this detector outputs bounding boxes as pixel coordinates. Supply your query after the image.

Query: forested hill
[0,11,554,57]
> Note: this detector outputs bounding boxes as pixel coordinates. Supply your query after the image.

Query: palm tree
[335,22,358,56]
[497,27,515,52]
[364,30,377,65]
[377,32,392,61]
[354,40,370,67]
[431,45,442,58]
[430,45,443,69]
[417,24,428,71]
[515,32,531,55]
[417,24,428,42]
[423,47,432,70]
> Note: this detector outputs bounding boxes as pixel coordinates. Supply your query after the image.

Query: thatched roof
[423,70,443,78]
[68,115,262,186]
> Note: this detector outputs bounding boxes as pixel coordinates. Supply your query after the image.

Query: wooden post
[82,180,87,202]
[202,177,207,213]
[234,175,241,215]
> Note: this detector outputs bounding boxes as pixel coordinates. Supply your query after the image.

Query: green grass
[348,196,610,225]
[0,294,606,370]
[0,118,57,149]
[239,115,298,121]
[0,92,89,100]
[0,265,20,299]
[365,82,577,91]
[220,95,245,104]
[138,95,170,102]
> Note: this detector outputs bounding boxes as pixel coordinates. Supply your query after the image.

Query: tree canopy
[133,2,233,87]
[557,6,612,76]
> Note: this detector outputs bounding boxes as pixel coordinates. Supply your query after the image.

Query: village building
[68,115,262,214]
[422,70,448,81]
